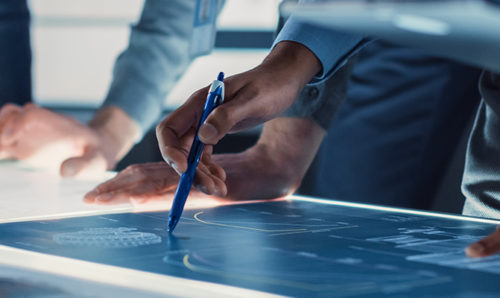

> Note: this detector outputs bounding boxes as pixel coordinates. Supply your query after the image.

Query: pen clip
[209,79,225,106]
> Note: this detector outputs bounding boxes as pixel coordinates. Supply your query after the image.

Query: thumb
[60,150,108,177]
[198,81,276,145]
[198,107,231,145]
[198,101,248,145]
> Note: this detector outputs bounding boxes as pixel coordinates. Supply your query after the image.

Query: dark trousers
[0,0,31,105]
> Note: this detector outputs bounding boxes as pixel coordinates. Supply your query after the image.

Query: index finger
[156,86,209,173]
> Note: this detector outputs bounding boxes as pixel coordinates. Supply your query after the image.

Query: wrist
[262,41,322,88]
[88,106,141,169]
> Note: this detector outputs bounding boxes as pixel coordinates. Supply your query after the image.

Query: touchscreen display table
[0,197,499,297]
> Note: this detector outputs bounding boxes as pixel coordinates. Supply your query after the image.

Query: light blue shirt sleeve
[102,0,197,138]
[273,6,368,84]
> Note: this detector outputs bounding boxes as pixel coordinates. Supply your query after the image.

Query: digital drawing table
[0,197,499,297]
[281,0,500,73]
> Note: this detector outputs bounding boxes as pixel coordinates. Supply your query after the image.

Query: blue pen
[168,72,225,232]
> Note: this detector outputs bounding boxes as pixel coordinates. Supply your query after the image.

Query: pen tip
[168,216,178,233]
[217,72,224,82]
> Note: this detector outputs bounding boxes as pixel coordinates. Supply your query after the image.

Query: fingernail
[199,186,209,194]
[172,163,182,175]
[165,159,181,175]
[214,190,224,197]
[96,193,112,201]
[199,123,218,142]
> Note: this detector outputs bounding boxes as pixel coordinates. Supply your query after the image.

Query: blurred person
[0,0,220,176]
[140,4,500,256]
[85,44,487,259]
[0,0,31,106]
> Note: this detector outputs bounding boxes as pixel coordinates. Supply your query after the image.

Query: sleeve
[273,2,369,84]
[462,71,500,219]
[275,0,370,130]
[101,0,197,138]
[282,56,356,130]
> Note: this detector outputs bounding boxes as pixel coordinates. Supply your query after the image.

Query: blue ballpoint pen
[167,72,225,233]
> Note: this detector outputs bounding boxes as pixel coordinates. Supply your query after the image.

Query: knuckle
[130,165,147,176]
[1,103,18,111]
[124,164,145,176]
[151,179,167,190]
[123,164,136,172]
[94,185,107,193]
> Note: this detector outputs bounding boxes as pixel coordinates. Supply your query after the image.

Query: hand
[84,158,227,205]
[157,41,321,174]
[466,226,500,258]
[84,117,326,204]
[0,104,139,177]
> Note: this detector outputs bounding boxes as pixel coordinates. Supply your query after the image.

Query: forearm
[256,117,326,191]
[261,41,322,90]
[214,117,326,201]
[273,9,367,84]
[103,0,197,136]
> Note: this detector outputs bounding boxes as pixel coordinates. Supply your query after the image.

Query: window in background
[29,0,280,109]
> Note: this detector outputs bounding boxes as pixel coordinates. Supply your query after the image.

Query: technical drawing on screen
[0,199,499,297]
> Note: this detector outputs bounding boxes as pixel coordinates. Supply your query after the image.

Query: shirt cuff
[103,79,163,141]
[273,16,367,84]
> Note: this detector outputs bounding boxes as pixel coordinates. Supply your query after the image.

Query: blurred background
[30,0,279,109]
[27,0,467,213]
[29,0,279,174]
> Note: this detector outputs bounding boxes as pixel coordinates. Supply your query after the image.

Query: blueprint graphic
[0,200,499,297]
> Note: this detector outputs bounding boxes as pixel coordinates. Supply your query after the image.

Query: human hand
[157,41,321,174]
[466,226,500,258]
[84,157,227,205]
[85,117,325,204]
[0,104,139,177]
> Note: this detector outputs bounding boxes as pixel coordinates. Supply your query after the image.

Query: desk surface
[1,196,499,297]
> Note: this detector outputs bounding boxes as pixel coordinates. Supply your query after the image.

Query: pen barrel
[185,88,221,166]
[169,172,193,218]
[168,81,223,232]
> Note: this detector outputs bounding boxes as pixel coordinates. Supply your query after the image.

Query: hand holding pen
[167,72,225,232]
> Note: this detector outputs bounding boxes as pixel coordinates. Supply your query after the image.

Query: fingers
[156,116,197,175]
[193,161,227,197]
[198,84,256,145]
[198,107,233,145]
[197,76,284,145]
[0,104,22,149]
[0,103,39,146]
[84,162,179,204]
[466,226,500,258]
[163,145,188,175]
[0,103,22,125]
[60,149,108,177]
[190,146,227,196]
[201,147,226,181]
[157,86,211,173]
[84,157,227,205]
